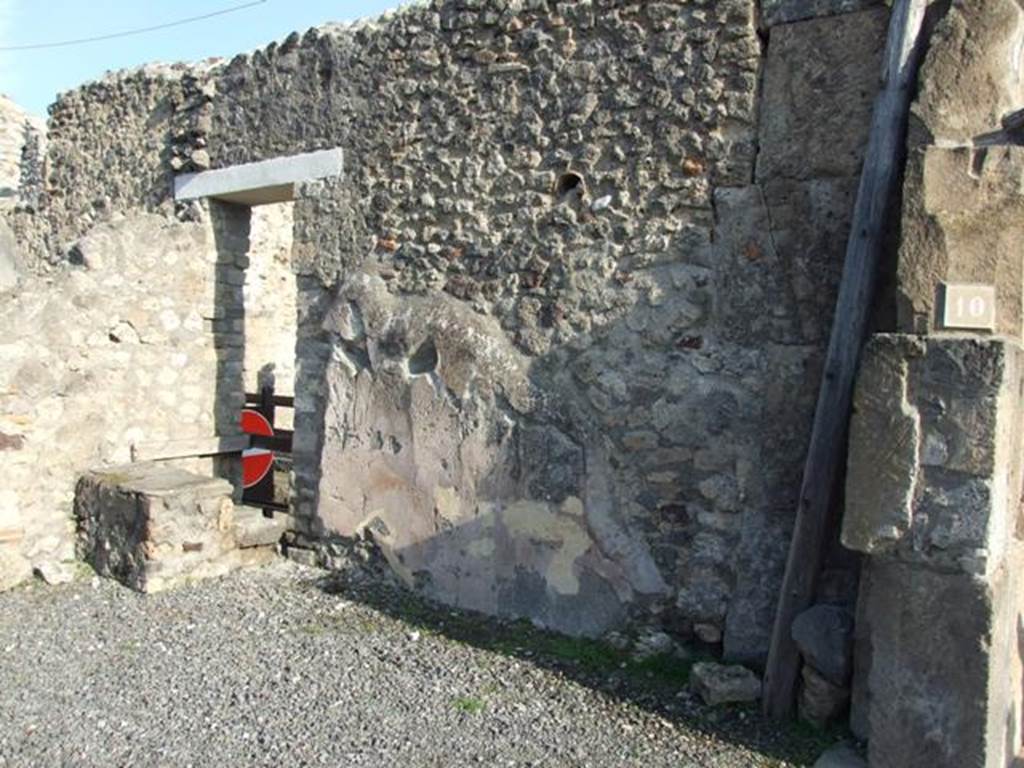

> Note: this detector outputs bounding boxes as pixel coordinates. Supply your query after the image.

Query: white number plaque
[942,283,996,331]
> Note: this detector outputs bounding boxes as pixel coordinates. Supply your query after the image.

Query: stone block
[174,148,344,205]
[897,146,1024,339]
[233,506,288,548]
[285,546,318,568]
[799,664,850,727]
[757,8,888,182]
[844,335,1024,571]
[74,463,238,593]
[855,553,1024,768]
[33,560,76,586]
[712,179,856,345]
[910,0,1024,146]
[792,604,854,686]
[843,335,922,555]
[690,662,762,706]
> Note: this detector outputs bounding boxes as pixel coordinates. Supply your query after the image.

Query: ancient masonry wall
[0,210,249,590]
[0,95,45,289]
[209,0,888,653]
[0,0,890,663]
[842,1,1024,766]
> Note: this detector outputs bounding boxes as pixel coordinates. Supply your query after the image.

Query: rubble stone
[32,560,75,586]
[233,507,288,549]
[799,664,850,727]
[792,605,855,687]
[690,662,762,706]
[813,743,867,768]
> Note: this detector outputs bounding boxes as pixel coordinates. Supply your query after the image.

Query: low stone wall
[76,462,281,593]
[75,463,237,593]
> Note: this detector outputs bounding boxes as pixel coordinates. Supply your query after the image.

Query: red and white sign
[240,409,275,489]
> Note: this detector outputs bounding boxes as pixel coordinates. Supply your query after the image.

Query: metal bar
[132,434,250,462]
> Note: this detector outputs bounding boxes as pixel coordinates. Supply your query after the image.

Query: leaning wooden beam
[761,0,931,719]
[131,435,250,463]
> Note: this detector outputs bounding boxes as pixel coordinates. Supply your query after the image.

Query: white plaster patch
[502,497,591,596]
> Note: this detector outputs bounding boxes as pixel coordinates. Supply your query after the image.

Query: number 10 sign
[942,283,997,332]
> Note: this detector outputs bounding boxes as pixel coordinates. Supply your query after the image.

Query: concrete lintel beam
[173,148,344,206]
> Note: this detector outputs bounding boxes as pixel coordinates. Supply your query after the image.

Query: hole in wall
[555,172,585,198]
[969,147,990,178]
[408,339,439,376]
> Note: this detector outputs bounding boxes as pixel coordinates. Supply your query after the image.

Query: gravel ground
[0,560,835,767]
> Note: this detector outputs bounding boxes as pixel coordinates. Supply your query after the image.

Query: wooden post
[259,381,276,519]
[761,0,931,719]
[259,381,276,428]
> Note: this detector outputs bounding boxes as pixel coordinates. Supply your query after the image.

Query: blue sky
[0,1,402,115]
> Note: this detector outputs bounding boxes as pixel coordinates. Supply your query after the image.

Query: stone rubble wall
[0,95,45,211]
[4,1,1023,761]
[2,64,213,272]
[0,96,46,289]
[0,0,888,662]
[202,0,884,650]
[0,210,248,591]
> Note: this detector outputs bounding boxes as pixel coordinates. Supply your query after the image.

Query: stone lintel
[174,148,344,206]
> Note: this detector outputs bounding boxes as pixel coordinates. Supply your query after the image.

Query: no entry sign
[240,409,275,489]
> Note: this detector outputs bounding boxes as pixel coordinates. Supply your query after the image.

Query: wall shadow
[306,566,846,766]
